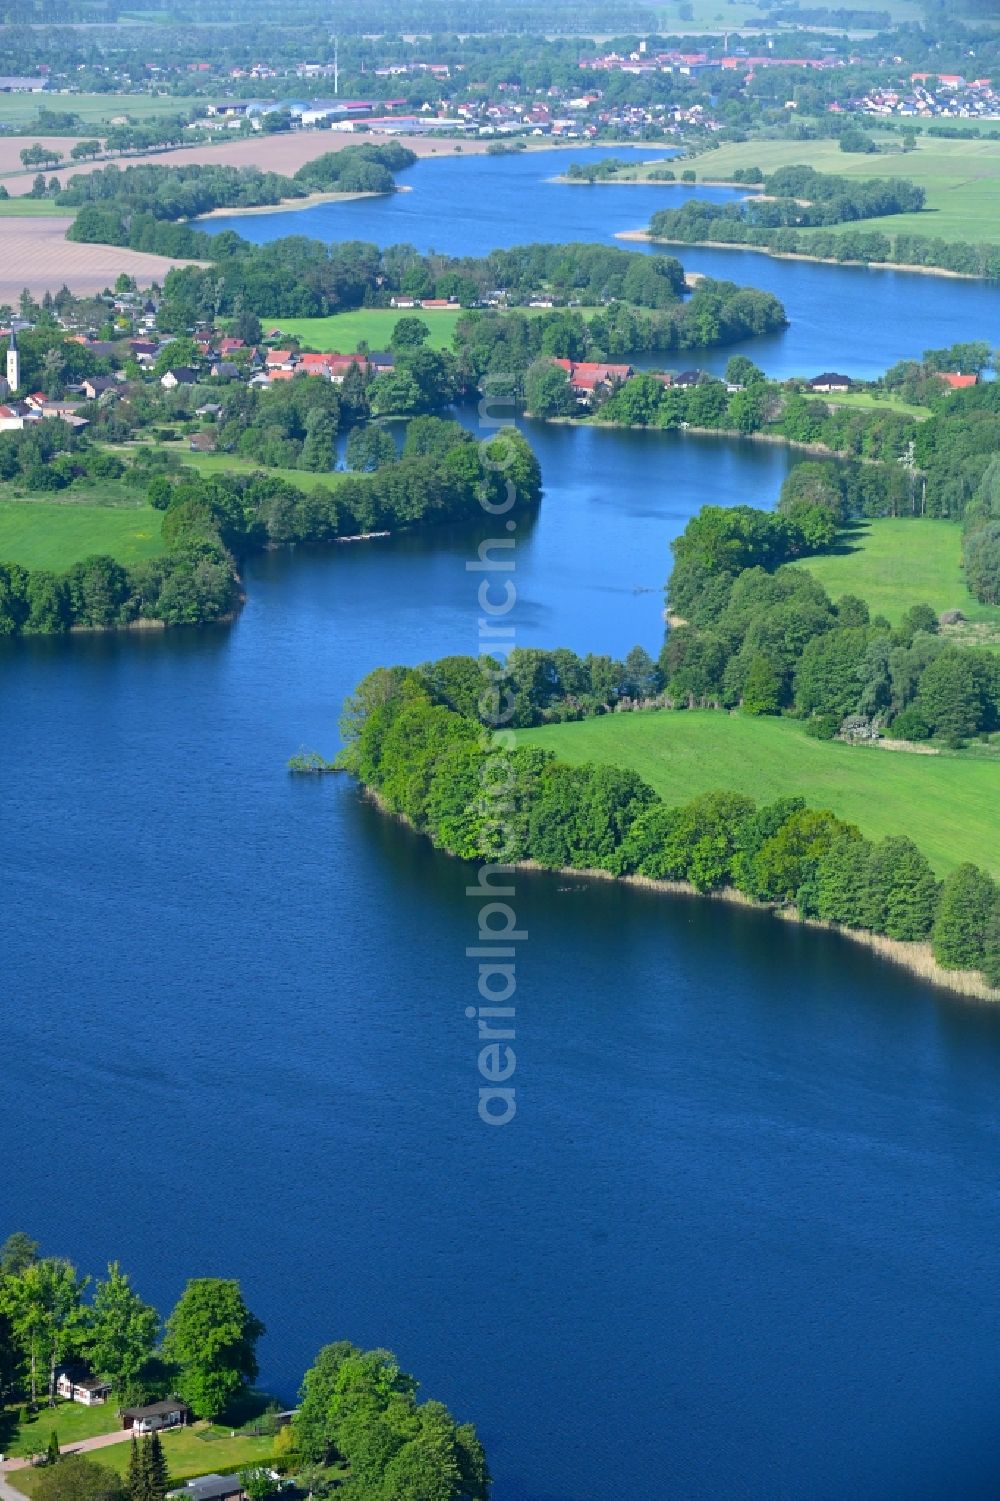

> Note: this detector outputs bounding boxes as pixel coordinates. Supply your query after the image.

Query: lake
[5,154,1000,1501]
[201,146,1000,380]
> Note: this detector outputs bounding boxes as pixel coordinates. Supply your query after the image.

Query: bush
[803,713,840,739]
[889,706,931,741]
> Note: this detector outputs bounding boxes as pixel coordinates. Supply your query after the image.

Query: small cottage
[121,1399,190,1433]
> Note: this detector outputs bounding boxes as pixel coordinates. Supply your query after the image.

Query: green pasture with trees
[515,710,999,878]
[0,499,166,572]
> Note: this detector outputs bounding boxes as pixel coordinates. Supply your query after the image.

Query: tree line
[338,660,1000,986]
[0,1232,488,1501]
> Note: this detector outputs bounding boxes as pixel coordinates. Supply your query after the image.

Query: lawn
[799,518,997,629]
[6,1423,276,1497]
[819,390,932,420]
[515,710,1000,877]
[0,497,165,571]
[632,134,1000,247]
[3,1401,119,1458]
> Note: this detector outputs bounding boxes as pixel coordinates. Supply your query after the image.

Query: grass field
[275,305,605,355]
[0,198,76,217]
[161,445,348,493]
[0,497,165,571]
[799,518,997,629]
[819,390,932,420]
[6,1424,276,1497]
[631,134,1000,247]
[276,309,464,354]
[3,1402,119,1457]
[515,710,1000,876]
[0,93,207,128]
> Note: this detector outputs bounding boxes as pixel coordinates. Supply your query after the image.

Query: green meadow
[515,710,1000,877]
[0,496,165,571]
[6,1424,276,1497]
[0,93,207,128]
[275,309,464,354]
[800,518,998,631]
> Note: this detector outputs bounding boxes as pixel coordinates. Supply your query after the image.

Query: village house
[553,358,633,402]
[809,372,852,393]
[56,1365,112,1406]
[81,376,119,400]
[161,368,198,389]
[937,371,979,390]
[121,1400,190,1434]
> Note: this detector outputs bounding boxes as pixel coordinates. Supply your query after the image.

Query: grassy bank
[2,1402,119,1457]
[799,518,997,631]
[0,495,165,570]
[274,304,605,354]
[6,1424,276,1497]
[515,709,1000,877]
[161,445,349,493]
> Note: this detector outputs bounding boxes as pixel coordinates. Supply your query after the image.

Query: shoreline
[359,788,1000,1004]
[194,185,410,220]
[615,227,983,281]
[536,412,848,458]
[552,175,755,189]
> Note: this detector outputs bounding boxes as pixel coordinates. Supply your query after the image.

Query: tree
[523,359,574,418]
[346,425,396,472]
[1,1232,39,1275]
[932,863,996,971]
[390,316,430,349]
[163,1280,264,1421]
[295,1341,361,1462]
[238,1470,278,1501]
[87,1263,158,1396]
[742,654,780,714]
[34,1456,127,1501]
[299,409,338,473]
[47,1430,61,1466]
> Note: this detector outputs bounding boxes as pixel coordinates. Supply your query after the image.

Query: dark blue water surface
[6,161,1000,1501]
[201,147,1000,380]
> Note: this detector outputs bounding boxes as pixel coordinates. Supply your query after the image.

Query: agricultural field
[0,496,165,571]
[0,93,207,130]
[0,216,203,304]
[515,710,1000,877]
[800,518,998,632]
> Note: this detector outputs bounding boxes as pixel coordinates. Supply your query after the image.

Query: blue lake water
[202,146,1000,380]
[4,152,1000,1501]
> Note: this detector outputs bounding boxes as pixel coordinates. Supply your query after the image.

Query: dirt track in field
[0,129,513,195]
[0,216,204,301]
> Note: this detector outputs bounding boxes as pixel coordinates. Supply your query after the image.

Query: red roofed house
[266,349,296,371]
[552,358,633,401]
[937,371,979,390]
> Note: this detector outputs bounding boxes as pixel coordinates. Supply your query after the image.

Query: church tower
[6,326,20,392]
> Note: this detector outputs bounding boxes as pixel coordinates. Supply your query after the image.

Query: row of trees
[339,664,1000,984]
[647,198,1000,280]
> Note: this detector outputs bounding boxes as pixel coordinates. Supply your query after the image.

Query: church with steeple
[6,325,21,393]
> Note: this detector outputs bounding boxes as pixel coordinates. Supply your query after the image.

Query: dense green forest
[338,653,1000,987]
[0,1232,488,1501]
